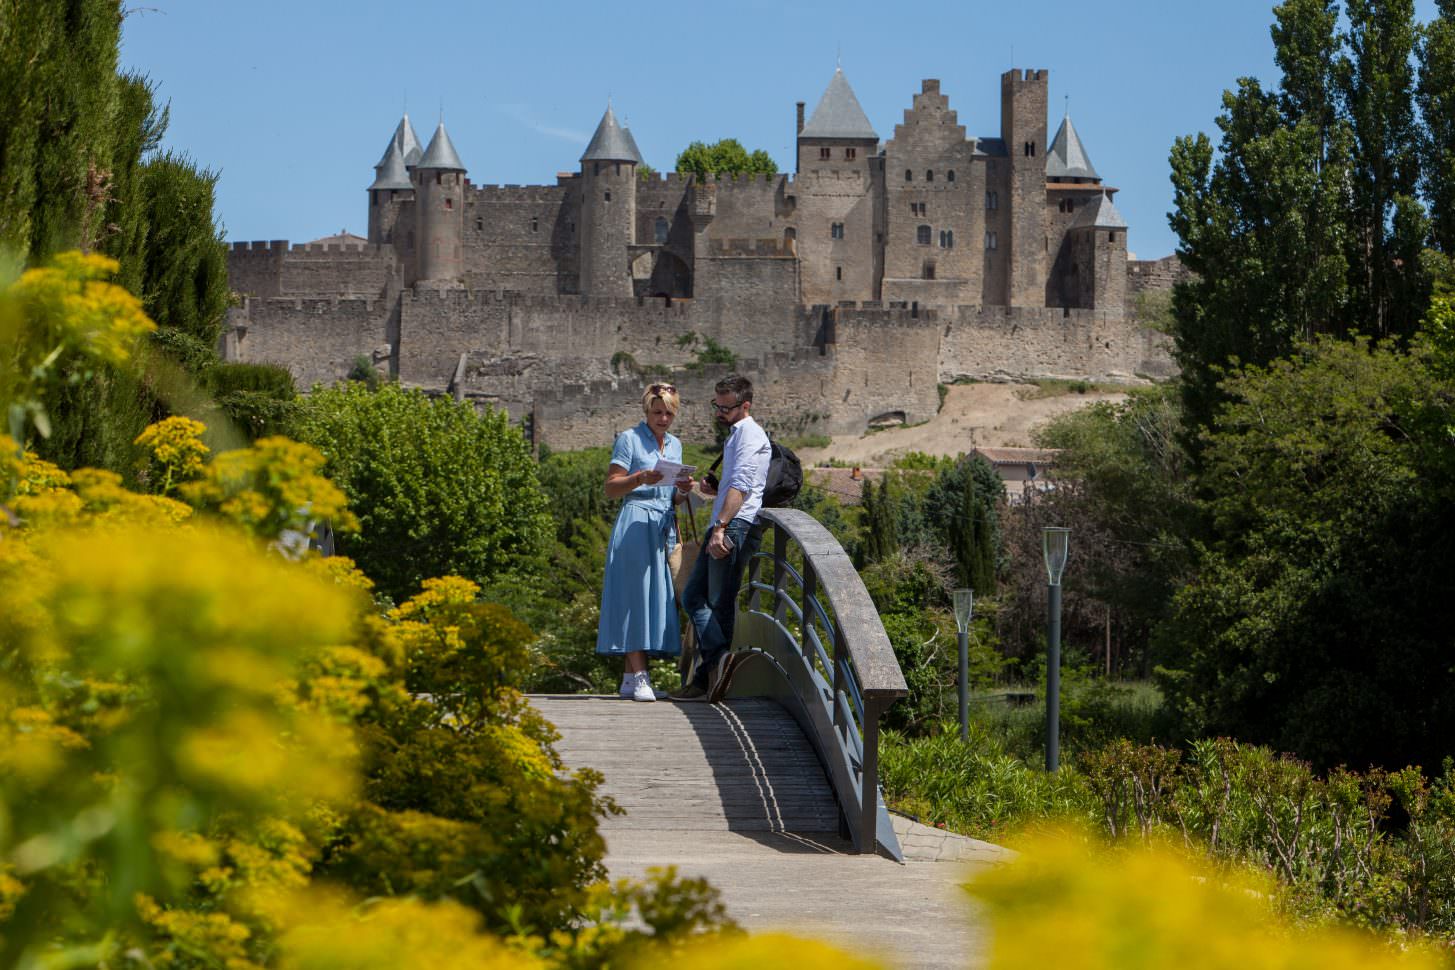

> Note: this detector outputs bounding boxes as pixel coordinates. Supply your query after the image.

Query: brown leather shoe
[668,683,709,702]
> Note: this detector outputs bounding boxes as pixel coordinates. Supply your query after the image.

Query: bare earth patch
[794,382,1129,467]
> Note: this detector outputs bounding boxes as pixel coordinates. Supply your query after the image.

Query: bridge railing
[731,508,909,859]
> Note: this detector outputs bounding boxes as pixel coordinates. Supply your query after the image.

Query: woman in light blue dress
[597,384,693,701]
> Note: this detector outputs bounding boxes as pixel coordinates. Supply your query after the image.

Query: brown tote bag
[669,502,701,598]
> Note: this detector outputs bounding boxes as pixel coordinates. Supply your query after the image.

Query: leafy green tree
[136,152,229,348]
[675,139,776,178]
[1155,337,1455,770]
[1029,386,1197,676]
[1167,0,1447,444]
[291,383,553,603]
[923,454,1003,594]
[859,474,900,565]
[1417,0,1455,254]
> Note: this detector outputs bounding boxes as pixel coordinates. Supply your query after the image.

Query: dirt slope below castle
[793,382,1129,467]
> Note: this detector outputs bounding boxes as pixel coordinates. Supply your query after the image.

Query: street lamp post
[1043,527,1070,772]
[953,588,974,743]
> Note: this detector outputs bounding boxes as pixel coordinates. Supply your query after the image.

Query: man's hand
[675,475,695,493]
[707,529,732,559]
[699,477,718,497]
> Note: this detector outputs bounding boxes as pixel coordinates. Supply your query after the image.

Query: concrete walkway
[533,695,1009,969]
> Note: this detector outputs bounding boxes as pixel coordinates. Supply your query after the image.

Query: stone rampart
[230,295,390,389]
[939,304,1173,383]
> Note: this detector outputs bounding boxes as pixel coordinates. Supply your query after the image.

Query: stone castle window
[905,169,913,181]
[445,198,453,209]
[985,231,999,250]
[1024,141,1036,157]
[926,170,934,182]
[948,170,956,182]
[830,222,845,239]
[531,217,539,232]
[987,191,999,210]
[846,147,857,160]
[820,147,831,160]
[655,218,669,243]
[923,260,936,280]
[916,224,931,245]
[939,229,954,249]
[836,266,843,280]
[605,191,611,203]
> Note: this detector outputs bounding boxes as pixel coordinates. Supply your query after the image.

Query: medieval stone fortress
[225,68,1178,449]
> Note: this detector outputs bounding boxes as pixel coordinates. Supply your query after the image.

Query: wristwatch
[714,518,729,529]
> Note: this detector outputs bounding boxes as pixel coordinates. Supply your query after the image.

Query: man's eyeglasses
[711,400,742,414]
[647,383,676,394]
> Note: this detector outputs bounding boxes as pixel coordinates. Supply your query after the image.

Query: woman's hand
[674,475,695,493]
[638,468,665,486]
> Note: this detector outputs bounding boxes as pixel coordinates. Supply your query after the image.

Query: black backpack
[706,437,803,508]
[763,439,803,508]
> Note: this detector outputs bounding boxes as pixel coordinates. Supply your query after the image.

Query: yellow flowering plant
[0,252,155,444]
[968,826,1445,970]
[135,415,210,495]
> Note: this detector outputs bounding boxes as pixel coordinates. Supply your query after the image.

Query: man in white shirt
[670,374,770,702]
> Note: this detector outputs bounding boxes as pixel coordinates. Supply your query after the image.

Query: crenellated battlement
[469,184,571,204]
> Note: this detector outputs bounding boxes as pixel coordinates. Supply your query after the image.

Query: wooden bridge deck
[533,694,999,969]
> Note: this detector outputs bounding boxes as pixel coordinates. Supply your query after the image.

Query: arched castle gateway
[224,69,1181,450]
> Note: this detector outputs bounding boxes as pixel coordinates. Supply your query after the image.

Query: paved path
[533,695,1008,969]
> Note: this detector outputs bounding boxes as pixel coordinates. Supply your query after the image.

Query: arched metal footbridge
[533,510,1006,967]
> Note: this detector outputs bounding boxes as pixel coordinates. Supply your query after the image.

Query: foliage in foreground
[973,827,1444,970]
[0,252,745,967]
[882,728,1455,943]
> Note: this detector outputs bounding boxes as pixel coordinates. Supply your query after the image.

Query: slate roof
[1071,191,1127,229]
[369,139,413,190]
[581,105,643,163]
[800,68,878,140]
[418,121,466,171]
[376,114,423,169]
[1046,113,1099,180]
[972,137,1008,157]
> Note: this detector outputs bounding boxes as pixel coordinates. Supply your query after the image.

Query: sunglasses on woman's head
[648,383,676,394]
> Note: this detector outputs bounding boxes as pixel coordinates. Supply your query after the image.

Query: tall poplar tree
[1418,0,1455,254]
[1167,0,1442,444]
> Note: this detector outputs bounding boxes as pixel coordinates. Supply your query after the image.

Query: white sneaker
[618,673,635,699]
[631,672,656,703]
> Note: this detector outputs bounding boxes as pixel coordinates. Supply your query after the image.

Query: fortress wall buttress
[821,308,942,435]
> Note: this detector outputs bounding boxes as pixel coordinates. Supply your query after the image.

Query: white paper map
[650,458,696,482]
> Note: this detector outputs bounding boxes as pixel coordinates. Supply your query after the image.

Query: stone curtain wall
[231,295,392,389]
[937,304,1174,384]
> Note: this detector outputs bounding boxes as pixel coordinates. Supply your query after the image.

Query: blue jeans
[683,518,755,689]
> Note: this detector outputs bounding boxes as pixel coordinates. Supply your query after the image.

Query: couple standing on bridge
[595,374,770,704]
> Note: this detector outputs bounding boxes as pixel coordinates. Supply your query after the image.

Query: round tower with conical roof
[368,114,419,244]
[413,120,467,285]
[578,105,640,298]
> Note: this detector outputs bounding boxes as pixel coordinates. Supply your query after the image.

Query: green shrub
[292,383,553,603]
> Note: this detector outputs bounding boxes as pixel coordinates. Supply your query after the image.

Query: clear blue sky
[120,0,1438,261]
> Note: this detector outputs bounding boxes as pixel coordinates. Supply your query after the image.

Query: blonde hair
[641,383,680,415]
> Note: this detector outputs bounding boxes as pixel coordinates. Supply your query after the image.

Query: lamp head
[953,588,974,633]
[1043,527,1070,587]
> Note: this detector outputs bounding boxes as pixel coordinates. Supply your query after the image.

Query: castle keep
[225,68,1178,449]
